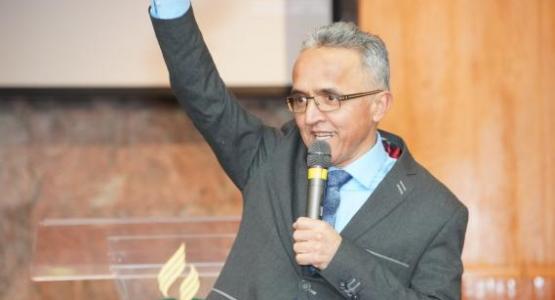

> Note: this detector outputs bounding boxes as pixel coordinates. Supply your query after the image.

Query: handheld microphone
[306,140,332,219]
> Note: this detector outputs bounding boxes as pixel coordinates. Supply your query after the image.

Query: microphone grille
[307,140,332,168]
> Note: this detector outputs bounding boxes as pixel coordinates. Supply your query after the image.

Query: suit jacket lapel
[293,159,308,222]
[267,141,307,273]
[340,147,417,241]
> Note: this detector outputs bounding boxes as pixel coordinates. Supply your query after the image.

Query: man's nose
[304,99,325,125]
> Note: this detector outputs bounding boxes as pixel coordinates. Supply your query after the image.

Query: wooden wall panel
[359,0,555,296]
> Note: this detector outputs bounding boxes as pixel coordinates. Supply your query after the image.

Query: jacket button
[300,280,311,291]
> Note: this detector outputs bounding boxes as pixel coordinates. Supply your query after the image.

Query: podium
[31,217,240,299]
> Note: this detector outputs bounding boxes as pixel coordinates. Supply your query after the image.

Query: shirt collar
[330,132,389,189]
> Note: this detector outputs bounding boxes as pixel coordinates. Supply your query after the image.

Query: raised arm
[150,5,282,189]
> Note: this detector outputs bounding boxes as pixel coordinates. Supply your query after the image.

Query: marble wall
[0,92,290,299]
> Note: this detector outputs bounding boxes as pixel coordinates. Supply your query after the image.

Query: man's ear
[371,91,393,122]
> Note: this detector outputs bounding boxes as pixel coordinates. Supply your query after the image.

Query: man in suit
[150,1,468,299]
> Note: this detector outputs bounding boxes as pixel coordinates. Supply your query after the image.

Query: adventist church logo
[157,243,200,300]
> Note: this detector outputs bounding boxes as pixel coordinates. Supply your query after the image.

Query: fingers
[293,240,321,254]
[295,252,326,266]
[295,253,312,266]
[294,240,325,266]
[293,217,330,230]
[293,228,324,242]
[292,218,342,270]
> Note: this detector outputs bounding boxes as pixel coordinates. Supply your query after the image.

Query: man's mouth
[312,132,334,140]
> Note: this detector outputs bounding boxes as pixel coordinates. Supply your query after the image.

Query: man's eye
[293,97,307,103]
[326,95,340,102]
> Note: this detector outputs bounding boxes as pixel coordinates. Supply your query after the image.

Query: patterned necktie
[322,170,352,228]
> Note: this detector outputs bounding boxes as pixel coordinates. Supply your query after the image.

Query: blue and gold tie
[322,170,352,228]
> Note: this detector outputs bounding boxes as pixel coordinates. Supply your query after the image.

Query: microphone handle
[306,178,326,219]
[306,166,328,219]
[303,166,328,277]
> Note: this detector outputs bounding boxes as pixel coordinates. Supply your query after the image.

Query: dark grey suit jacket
[151,8,468,300]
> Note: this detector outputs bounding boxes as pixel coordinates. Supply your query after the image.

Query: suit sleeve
[321,205,468,300]
[150,8,282,190]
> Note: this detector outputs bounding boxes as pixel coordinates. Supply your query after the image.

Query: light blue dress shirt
[150,0,190,19]
[330,132,397,232]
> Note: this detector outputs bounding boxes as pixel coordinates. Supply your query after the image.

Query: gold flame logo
[157,243,200,300]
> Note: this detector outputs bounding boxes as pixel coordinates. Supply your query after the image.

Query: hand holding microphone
[293,140,342,271]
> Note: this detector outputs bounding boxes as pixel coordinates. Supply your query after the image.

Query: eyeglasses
[286,89,383,113]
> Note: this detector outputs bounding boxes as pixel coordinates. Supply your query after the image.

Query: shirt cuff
[150,0,191,20]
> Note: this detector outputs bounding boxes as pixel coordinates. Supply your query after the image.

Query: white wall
[0,0,331,87]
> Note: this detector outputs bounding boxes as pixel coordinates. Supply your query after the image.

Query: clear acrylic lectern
[31,217,240,299]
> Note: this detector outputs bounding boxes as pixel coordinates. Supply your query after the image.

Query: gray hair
[301,22,390,90]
